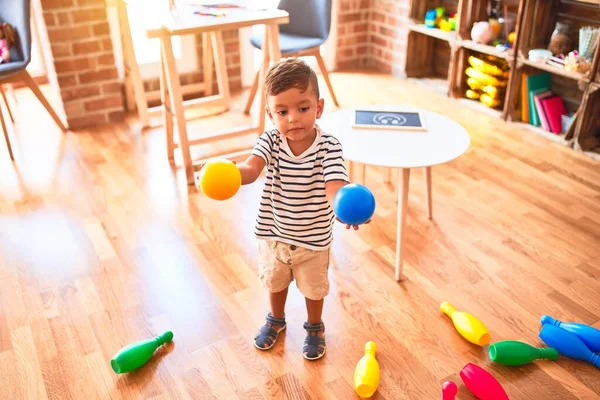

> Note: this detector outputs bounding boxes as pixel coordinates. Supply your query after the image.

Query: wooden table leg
[211,30,231,110]
[159,44,174,164]
[268,23,282,61]
[160,33,194,185]
[395,168,410,281]
[425,166,432,219]
[257,26,272,134]
[0,102,14,160]
[360,164,366,185]
[202,32,214,96]
[385,167,392,184]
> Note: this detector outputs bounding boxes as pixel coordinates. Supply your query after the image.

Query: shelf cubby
[406,32,455,95]
[458,0,521,61]
[504,64,585,145]
[451,47,510,118]
[518,0,600,82]
[576,83,600,153]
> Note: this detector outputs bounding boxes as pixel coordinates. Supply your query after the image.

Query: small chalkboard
[352,109,427,131]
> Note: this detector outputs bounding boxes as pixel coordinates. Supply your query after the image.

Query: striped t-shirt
[251,124,349,251]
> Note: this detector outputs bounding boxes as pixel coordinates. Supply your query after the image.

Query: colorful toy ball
[333,184,376,226]
[198,158,241,201]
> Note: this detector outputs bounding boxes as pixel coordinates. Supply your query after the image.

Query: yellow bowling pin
[441,301,490,346]
[354,341,380,398]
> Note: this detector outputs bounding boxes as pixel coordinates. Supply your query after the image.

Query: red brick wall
[41,0,123,129]
[335,0,410,77]
[335,0,371,70]
[39,0,241,130]
[369,0,410,76]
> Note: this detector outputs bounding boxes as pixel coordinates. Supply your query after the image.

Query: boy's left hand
[336,217,371,230]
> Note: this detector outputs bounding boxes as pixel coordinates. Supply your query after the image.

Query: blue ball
[333,184,376,226]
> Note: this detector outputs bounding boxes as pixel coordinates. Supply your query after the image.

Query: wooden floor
[1,71,600,400]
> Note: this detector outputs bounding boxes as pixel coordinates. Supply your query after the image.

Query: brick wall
[369,0,410,77]
[335,0,371,70]
[41,0,124,129]
[39,0,402,129]
[335,0,411,77]
[39,0,241,129]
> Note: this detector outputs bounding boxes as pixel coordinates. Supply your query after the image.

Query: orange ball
[198,159,241,200]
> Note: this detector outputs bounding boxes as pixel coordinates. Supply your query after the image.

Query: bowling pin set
[436,301,600,399]
[104,305,598,400]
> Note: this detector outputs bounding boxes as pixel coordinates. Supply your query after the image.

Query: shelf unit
[405,0,600,158]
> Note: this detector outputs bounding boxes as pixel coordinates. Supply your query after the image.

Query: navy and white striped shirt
[251,125,349,251]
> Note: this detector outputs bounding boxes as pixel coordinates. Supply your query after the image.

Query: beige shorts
[258,240,331,300]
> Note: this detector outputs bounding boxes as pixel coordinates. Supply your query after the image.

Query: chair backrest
[277,0,332,40]
[0,0,31,65]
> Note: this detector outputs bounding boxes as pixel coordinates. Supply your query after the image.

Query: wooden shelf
[460,40,512,60]
[404,0,600,162]
[511,122,572,146]
[457,97,504,118]
[408,24,458,44]
[518,56,590,82]
[408,76,450,96]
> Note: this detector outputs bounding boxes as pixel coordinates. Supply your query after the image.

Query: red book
[533,91,554,132]
[541,95,567,134]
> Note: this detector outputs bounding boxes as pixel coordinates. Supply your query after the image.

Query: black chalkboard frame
[351,109,427,131]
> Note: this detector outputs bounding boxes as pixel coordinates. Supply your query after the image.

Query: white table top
[318,106,471,169]
[147,5,289,37]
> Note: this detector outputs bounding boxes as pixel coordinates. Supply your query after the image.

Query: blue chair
[244,0,339,113]
[1,0,67,160]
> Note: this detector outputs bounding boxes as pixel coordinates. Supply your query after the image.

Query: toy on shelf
[470,21,495,44]
[464,54,509,109]
[564,51,592,74]
[425,8,457,31]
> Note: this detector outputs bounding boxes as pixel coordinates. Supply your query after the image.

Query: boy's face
[266,84,324,142]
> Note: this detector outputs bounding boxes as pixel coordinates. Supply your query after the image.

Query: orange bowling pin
[354,341,380,398]
[441,301,490,346]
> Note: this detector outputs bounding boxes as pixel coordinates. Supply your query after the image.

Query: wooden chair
[1,0,67,160]
[244,0,338,114]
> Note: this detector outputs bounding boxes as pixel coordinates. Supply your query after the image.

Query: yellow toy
[441,301,490,346]
[465,68,507,88]
[480,93,502,108]
[468,56,508,78]
[198,158,241,201]
[464,54,508,108]
[354,341,380,398]
[466,89,481,100]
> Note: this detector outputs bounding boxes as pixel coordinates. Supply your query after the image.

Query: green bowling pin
[111,331,173,374]
[488,340,558,366]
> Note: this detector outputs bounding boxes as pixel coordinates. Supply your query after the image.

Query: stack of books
[520,71,567,134]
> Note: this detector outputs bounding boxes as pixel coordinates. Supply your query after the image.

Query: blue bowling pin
[539,324,600,368]
[541,315,600,353]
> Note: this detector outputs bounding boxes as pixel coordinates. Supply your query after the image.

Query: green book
[526,72,551,127]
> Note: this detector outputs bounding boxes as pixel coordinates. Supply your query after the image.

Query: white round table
[318,105,470,281]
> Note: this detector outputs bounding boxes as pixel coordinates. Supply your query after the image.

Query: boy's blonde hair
[264,58,319,99]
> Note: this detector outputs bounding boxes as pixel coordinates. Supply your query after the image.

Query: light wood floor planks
[1,70,600,399]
